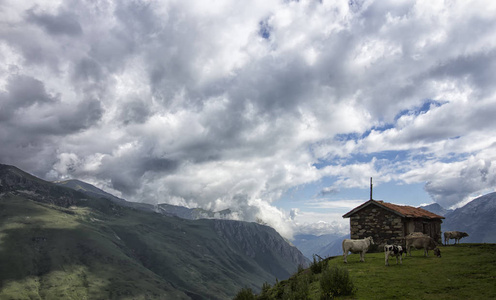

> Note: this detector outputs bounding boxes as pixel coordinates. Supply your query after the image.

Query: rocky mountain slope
[0,164,307,299]
[441,192,496,243]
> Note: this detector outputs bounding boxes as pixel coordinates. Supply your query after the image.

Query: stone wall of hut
[348,204,443,245]
[349,205,404,246]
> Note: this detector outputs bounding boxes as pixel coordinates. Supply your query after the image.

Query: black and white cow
[384,244,405,266]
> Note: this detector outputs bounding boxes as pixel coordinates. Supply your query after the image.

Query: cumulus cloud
[1,0,496,237]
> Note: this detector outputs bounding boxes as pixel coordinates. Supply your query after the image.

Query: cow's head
[461,232,469,238]
[433,247,441,257]
[367,236,374,244]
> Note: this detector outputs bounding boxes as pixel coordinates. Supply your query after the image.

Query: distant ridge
[55,179,234,220]
[419,202,453,216]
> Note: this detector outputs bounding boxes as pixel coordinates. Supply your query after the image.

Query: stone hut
[342,199,445,246]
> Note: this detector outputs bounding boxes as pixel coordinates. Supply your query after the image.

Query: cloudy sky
[1,0,496,238]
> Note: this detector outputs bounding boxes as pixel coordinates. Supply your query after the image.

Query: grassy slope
[0,193,188,300]
[0,193,282,299]
[271,244,496,299]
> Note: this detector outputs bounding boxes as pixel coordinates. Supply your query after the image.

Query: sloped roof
[342,199,445,219]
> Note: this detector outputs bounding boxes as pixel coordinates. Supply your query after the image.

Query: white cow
[384,244,405,266]
[342,236,374,263]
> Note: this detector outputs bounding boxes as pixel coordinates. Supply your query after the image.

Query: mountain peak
[419,202,452,216]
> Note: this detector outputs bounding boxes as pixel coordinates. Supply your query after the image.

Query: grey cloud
[119,98,151,125]
[103,156,181,197]
[58,99,103,132]
[26,8,83,36]
[0,75,57,118]
[142,157,179,173]
[319,186,339,196]
[114,1,160,38]
[425,159,496,208]
[0,74,104,179]
[72,58,103,83]
[429,51,496,96]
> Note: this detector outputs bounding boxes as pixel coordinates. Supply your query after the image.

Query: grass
[262,244,496,299]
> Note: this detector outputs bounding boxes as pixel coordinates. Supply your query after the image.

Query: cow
[405,235,441,257]
[384,244,405,266]
[342,236,374,263]
[444,231,469,245]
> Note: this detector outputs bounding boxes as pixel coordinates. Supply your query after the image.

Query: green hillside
[241,244,496,299]
[0,192,299,299]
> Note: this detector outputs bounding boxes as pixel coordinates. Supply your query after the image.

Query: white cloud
[1,0,496,237]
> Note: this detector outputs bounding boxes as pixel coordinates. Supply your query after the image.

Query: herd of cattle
[341,231,469,266]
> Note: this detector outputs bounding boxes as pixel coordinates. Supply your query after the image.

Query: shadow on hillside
[0,194,188,299]
[0,194,50,228]
[0,225,187,299]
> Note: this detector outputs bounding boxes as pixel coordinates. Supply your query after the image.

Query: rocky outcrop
[0,164,83,207]
[213,219,309,279]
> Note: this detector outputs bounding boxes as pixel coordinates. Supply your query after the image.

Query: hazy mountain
[292,233,349,260]
[442,192,496,243]
[420,202,453,216]
[0,164,308,299]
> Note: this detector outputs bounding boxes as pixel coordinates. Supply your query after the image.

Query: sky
[1,0,496,239]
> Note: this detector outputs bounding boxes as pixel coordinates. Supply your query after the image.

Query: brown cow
[405,235,441,257]
[444,231,469,245]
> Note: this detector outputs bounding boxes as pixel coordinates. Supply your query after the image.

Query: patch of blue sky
[258,19,271,39]
[394,99,447,122]
[437,151,470,164]
[369,181,432,206]
[276,177,433,213]
[346,99,448,141]
[312,150,410,170]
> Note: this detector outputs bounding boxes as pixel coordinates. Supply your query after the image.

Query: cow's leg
[398,254,402,265]
[360,251,364,262]
[424,248,428,257]
[343,252,348,263]
[385,252,389,266]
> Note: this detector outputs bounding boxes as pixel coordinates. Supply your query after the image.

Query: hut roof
[342,199,445,219]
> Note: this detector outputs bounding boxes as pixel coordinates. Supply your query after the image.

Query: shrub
[258,282,272,300]
[320,265,355,299]
[233,287,256,300]
[310,254,328,274]
[297,263,305,274]
[289,273,310,299]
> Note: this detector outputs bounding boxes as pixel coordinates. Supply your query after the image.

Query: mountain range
[441,192,496,243]
[0,164,308,299]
